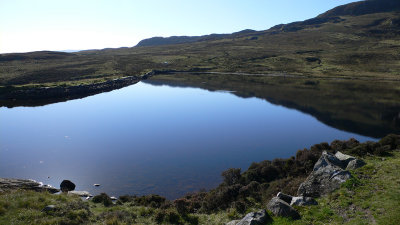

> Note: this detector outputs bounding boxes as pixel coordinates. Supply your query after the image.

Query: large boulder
[297,151,351,197]
[267,197,300,220]
[235,209,272,225]
[60,180,75,192]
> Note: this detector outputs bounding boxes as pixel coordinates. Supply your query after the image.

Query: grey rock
[335,151,356,167]
[314,151,345,170]
[60,180,75,192]
[236,209,271,225]
[0,178,59,193]
[267,197,300,220]
[226,220,240,225]
[68,191,90,197]
[298,151,352,197]
[346,159,366,170]
[42,205,56,212]
[276,192,293,204]
[290,196,318,206]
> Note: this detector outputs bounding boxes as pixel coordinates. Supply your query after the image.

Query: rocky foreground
[0,134,399,224]
[226,150,366,224]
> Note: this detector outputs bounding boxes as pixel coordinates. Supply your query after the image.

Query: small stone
[42,205,56,212]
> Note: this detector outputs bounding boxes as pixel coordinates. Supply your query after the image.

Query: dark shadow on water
[143,73,400,138]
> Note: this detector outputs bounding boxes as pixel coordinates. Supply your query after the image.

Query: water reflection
[0,81,378,199]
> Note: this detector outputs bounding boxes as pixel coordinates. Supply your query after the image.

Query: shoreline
[2,134,398,203]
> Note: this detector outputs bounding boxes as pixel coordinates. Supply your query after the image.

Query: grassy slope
[1,10,400,88]
[1,150,399,224]
[278,151,400,225]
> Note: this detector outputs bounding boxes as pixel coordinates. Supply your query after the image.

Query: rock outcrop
[267,197,300,220]
[0,178,59,193]
[297,151,365,197]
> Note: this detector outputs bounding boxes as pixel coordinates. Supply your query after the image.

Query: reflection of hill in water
[144,74,400,138]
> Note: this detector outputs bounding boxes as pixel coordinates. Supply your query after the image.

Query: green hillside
[1,0,400,88]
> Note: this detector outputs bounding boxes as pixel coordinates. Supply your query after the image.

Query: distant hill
[136,29,256,47]
[318,0,400,18]
[0,51,72,62]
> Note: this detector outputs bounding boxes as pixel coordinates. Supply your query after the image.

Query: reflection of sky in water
[0,82,375,199]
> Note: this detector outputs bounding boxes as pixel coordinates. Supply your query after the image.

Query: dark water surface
[0,81,375,199]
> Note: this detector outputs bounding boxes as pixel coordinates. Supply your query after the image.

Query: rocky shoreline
[0,75,142,108]
[0,178,59,194]
[1,134,399,224]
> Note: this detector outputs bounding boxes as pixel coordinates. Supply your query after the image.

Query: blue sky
[0,0,359,53]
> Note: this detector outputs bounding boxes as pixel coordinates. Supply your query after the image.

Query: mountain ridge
[135,29,257,47]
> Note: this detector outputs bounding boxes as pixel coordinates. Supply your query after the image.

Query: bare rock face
[235,209,272,225]
[0,178,59,193]
[334,151,356,167]
[297,151,352,197]
[276,192,293,204]
[60,180,75,192]
[346,159,366,170]
[290,196,318,206]
[267,197,300,220]
[226,220,241,225]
